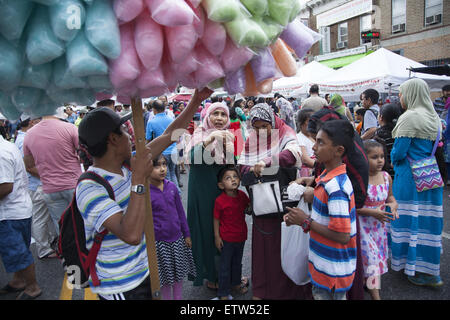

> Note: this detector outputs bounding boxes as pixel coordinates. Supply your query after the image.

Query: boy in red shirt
[213,166,250,300]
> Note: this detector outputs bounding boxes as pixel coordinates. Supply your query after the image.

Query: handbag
[241,166,299,219]
[407,125,444,192]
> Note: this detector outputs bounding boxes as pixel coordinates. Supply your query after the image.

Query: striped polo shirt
[76,166,149,297]
[309,164,357,293]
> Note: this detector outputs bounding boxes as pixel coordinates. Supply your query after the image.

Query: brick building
[299,0,450,71]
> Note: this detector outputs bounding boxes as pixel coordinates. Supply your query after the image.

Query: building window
[360,14,372,44]
[337,22,348,49]
[424,0,442,26]
[392,0,406,33]
[319,26,331,54]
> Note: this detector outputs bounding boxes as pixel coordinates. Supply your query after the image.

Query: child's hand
[372,206,396,225]
[284,207,308,226]
[215,235,223,252]
[185,237,192,249]
[385,201,399,220]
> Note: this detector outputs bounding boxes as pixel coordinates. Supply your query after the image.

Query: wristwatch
[131,184,145,195]
[301,216,313,233]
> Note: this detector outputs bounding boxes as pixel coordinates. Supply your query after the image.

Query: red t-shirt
[213,190,250,243]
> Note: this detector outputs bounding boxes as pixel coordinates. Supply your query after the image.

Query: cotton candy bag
[250,48,276,84]
[113,0,144,23]
[202,0,240,22]
[0,36,23,91]
[134,12,163,70]
[30,0,61,5]
[0,93,21,121]
[49,0,86,42]
[194,44,224,88]
[165,24,198,63]
[11,87,43,112]
[268,0,295,26]
[0,0,34,41]
[280,19,315,59]
[85,0,121,59]
[26,6,65,65]
[20,62,53,90]
[271,38,297,77]
[220,37,255,74]
[241,0,268,17]
[147,0,195,27]
[108,23,141,90]
[201,19,226,56]
[225,12,269,48]
[66,31,108,77]
[52,56,87,89]
[224,66,246,95]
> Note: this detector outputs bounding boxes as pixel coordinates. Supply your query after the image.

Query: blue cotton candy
[20,61,53,89]
[0,92,22,121]
[52,56,87,89]
[26,5,65,65]
[47,85,94,105]
[29,0,61,5]
[66,31,108,77]
[49,0,86,42]
[11,87,43,112]
[0,0,35,41]
[31,94,59,118]
[87,75,113,89]
[0,36,23,91]
[85,0,121,59]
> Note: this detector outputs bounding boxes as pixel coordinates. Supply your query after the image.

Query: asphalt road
[1,170,449,300]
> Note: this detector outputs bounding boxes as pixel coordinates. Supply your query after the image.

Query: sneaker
[407,273,444,287]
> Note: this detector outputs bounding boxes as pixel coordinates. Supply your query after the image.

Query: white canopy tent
[272,61,336,97]
[300,48,450,101]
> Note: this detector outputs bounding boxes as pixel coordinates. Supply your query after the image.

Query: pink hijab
[185,102,231,155]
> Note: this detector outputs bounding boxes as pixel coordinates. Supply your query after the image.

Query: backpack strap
[78,171,115,287]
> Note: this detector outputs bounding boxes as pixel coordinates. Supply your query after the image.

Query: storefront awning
[320,51,373,69]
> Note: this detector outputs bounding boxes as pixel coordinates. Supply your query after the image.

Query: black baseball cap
[78,107,132,147]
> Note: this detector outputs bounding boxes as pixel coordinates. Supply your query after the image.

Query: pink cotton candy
[201,18,226,56]
[117,95,132,104]
[113,0,144,23]
[136,66,167,92]
[165,24,198,63]
[172,51,199,75]
[194,44,225,88]
[109,23,141,90]
[161,57,179,92]
[188,0,202,7]
[95,92,114,101]
[134,11,163,70]
[146,0,195,27]
[178,73,197,89]
[187,1,205,37]
[220,37,254,74]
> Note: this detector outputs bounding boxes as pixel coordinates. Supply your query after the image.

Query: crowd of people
[0,81,448,301]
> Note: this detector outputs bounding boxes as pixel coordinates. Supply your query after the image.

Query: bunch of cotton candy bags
[0,0,320,121]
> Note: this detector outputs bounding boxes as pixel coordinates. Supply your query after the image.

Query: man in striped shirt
[284,120,357,300]
[76,89,212,300]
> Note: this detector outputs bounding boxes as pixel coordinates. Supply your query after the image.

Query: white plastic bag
[281,183,311,286]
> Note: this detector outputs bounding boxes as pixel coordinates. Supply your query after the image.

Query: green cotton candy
[254,16,284,44]
[268,0,295,26]
[240,0,268,16]
[225,14,269,48]
[202,0,240,22]
[289,0,302,22]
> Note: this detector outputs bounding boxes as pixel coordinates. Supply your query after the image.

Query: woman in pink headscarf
[185,102,238,291]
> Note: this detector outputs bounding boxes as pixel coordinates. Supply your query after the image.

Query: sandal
[39,251,58,260]
[16,291,42,300]
[232,277,250,295]
[206,281,219,291]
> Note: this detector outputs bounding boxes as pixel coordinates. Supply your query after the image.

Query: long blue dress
[389,137,443,276]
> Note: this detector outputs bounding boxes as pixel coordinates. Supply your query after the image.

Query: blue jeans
[42,189,74,234]
[218,241,245,298]
[165,153,180,193]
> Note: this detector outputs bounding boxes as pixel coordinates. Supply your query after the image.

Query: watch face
[136,185,144,194]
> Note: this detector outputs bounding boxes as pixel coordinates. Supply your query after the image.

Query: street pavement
[1,170,449,300]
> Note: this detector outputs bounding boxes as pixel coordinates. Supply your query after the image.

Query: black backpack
[57,171,115,289]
